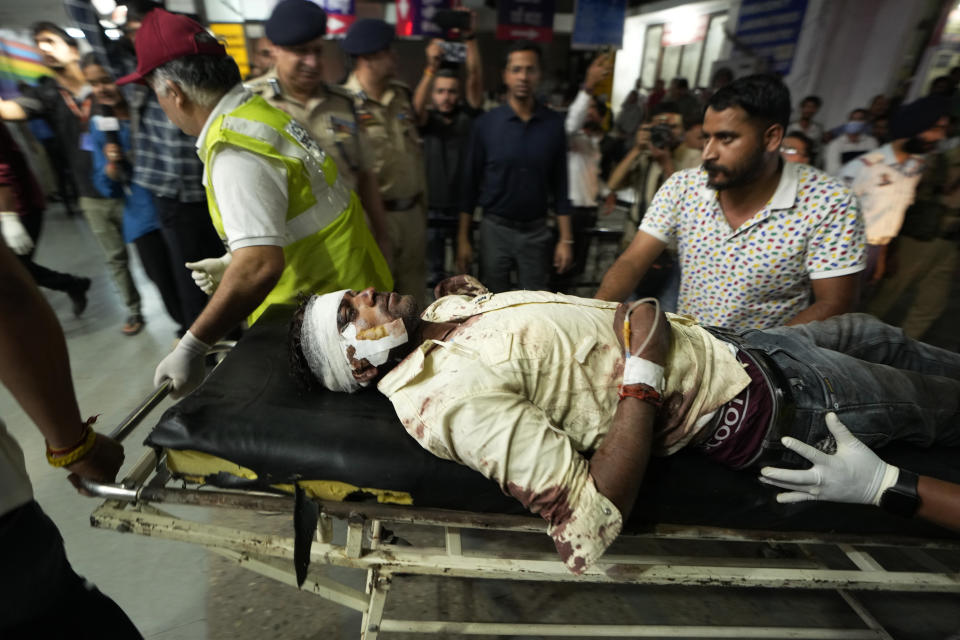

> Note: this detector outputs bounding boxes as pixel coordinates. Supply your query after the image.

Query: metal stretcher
[82,307,960,639]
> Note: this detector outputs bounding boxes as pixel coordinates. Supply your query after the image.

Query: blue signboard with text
[734,0,809,75]
[497,0,555,42]
[571,0,627,48]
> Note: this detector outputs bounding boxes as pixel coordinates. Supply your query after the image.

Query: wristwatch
[879,468,920,518]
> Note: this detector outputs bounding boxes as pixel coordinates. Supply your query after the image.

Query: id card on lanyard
[58,88,93,128]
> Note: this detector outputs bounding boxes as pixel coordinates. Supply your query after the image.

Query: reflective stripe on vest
[217,114,352,245]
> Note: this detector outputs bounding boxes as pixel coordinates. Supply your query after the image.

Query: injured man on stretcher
[287,276,960,574]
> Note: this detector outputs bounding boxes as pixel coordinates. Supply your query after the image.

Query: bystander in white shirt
[565,89,602,208]
[839,143,925,246]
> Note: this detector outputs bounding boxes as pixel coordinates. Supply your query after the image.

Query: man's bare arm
[0,185,16,210]
[589,397,656,518]
[0,242,124,487]
[606,146,641,192]
[188,245,284,344]
[464,35,483,109]
[412,39,442,126]
[786,273,859,325]
[595,230,667,301]
[0,243,86,447]
[917,475,960,532]
[589,302,669,519]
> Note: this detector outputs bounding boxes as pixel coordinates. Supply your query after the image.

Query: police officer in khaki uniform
[341,18,428,306]
[246,0,391,260]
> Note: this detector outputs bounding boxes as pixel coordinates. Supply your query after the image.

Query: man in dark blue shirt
[456,41,572,292]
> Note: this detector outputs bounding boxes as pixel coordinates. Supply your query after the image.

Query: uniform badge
[285,119,327,166]
[329,116,356,134]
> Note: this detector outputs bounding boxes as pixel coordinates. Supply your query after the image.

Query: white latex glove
[185,252,232,295]
[1,212,33,255]
[759,412,900,506]
[153,330,210,399]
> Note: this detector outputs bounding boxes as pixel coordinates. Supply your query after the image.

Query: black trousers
[41,138,80,216]
[479,216,553,293]
[17,209,86,293]
[133,229,184,331]
[152,196,224,328]
[551,206,597,293]
[0,501,142,638]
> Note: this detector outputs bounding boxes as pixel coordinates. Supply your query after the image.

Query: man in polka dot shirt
[597,74,865,332]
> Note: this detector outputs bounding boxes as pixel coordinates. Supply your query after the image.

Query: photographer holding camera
[605,102,700,249]
[413,9,483,287]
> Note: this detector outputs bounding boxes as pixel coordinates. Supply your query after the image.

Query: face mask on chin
[844,120,867,136]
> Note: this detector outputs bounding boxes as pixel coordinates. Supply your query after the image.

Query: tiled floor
[3,208,959,639]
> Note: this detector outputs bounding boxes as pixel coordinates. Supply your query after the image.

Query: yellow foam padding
[164,448,413,505]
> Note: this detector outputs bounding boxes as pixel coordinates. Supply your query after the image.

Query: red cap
[117,9,226,86]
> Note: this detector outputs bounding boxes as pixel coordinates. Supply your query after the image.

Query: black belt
[384,195,421,212]
[703,326,796,467]
[484,213,547,231]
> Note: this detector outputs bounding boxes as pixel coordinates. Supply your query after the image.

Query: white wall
[611,0,732,116]
[612,0,936,126]
[784,0,932,130]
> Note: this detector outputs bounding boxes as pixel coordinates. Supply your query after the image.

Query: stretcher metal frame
[84,372,960,639]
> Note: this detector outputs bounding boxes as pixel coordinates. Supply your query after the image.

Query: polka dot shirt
[640,162,866,331]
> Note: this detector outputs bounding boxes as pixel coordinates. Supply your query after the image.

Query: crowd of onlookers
[0,0,957,347]
[4,6,960,634]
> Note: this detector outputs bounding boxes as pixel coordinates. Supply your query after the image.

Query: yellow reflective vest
[199,94,393,324]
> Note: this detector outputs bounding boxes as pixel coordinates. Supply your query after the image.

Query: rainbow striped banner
[0,31,51,98]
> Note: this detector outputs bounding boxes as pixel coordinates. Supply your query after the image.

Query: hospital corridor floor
[2,210,960,640]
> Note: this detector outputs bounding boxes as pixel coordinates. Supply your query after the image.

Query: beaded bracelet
[46,415,99,468]
[618,383,662,408]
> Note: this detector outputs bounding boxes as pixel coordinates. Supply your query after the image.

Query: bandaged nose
[341,319,408,367]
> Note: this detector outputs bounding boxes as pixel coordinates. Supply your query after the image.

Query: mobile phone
[434,9,471,33]
[440,41,466,64]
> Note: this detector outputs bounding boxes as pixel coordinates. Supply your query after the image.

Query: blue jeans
[739,313,960,466]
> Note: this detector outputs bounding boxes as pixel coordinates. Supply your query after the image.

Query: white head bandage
[300,290,410,393]
[301,290,359,393]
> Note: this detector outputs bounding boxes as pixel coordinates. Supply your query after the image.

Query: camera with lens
[648,124,675,149]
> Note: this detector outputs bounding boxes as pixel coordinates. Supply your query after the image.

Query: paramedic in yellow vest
[116,8,392,398]
[244,0,392,263]
[341,19,429,306]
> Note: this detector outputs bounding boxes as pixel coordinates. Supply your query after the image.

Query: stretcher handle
[82,341,236,499]
[108,380,172,444]
[106,340,235,444]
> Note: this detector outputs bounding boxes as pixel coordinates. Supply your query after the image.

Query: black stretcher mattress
[147,306,960,538]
